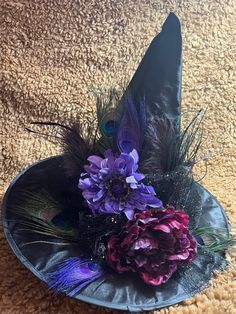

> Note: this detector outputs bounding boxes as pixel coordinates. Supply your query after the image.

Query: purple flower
[107,208,197,286]
[78,149,162,220]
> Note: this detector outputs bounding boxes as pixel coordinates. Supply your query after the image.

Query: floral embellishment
[106,208,197,286]
[78,149,162,220]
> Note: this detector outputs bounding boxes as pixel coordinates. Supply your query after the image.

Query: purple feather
[139,96,146,134]
[48,257,105,296]
[117,96,146,153]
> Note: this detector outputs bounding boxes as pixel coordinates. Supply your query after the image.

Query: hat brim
[2,156,230,312]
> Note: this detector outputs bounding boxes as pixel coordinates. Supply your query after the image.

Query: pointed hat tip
[163,12,181,32]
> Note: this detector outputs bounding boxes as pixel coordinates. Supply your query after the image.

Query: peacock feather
[193,227,236,253]
[10,190,79,245]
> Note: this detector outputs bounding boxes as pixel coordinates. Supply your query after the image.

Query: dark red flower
[106,208,197,286]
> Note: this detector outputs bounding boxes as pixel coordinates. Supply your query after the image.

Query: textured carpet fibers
[1,1,236,313]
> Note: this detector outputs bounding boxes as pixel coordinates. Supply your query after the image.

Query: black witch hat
[2,13,233,312]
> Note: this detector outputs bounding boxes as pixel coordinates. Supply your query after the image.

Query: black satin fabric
[125,12,182,129]
[2,156,230,312]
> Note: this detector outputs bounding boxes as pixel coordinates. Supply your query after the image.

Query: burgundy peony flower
[78,149,162,220]
[107,208,197,286]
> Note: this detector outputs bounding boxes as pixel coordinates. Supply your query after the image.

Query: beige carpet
[1,0,236,313]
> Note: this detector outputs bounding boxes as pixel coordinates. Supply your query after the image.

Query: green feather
[193,227,236,252]
[89,85,123,154]
[11,190,79,243]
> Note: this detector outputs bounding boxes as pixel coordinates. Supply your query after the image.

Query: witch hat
[2,13,232,312]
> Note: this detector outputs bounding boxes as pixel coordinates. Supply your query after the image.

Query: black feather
[140,111,205,207]
[141,110,205,175]
[140,115,177,174]
[26,120,95,177]
[61,121,94,177]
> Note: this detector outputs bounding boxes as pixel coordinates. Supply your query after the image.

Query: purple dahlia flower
[78,149,162,220]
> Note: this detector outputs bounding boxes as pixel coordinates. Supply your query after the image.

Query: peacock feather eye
[38,207,72,231]
[38,207,61,222]
[100,111,119,137]
[87,261,102,272]
[101,119,118,137]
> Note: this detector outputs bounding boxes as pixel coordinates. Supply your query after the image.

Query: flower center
[107,176,129,200]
